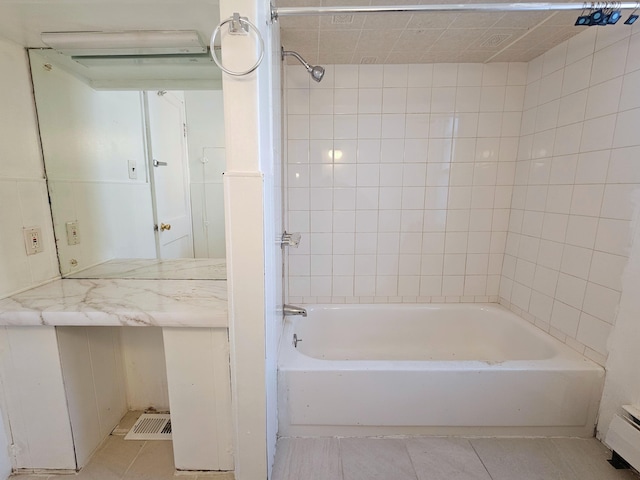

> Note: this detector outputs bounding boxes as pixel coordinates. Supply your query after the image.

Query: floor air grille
[124,413,172,440]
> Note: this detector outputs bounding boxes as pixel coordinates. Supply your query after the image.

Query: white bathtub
[278,303,605,437]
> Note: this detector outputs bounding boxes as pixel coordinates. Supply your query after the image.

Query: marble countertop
[65,258,227,280]
[0,278,227,327]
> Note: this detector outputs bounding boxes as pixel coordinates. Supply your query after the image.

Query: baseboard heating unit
[605,405,640,471]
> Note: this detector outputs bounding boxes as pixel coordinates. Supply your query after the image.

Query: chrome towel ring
[210,13,265,77]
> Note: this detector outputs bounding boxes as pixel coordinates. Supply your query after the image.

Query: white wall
[597,18,640,440]
[29,51,156,275]
[500,24,640,366]
[0,39,59,299]
[163,328,233,471]
[120,327,170,411]
[0,35,61,478]
[184,90,227,259]
[599,203,640,439]
[285,62,525,303]
[56,327,128,468]
[219,0,273,478]
[0,327,76,471]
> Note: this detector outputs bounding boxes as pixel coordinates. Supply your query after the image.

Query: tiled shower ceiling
[277,0,587,64]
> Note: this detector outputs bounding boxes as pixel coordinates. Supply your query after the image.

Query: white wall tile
[431,87,456,113]
[407,64,433,87]
[582,282,620,324]
[557,90,587,127]
[287,89,310,114]
[406,88,431,113]
[560,245,592,279]
[626,31,640,73]
[601,184,640,220]
[433,63,458,87]
[335,65,359,88]
[580,114,616,152]
[595,218,633,255]
[561,56,591,96]
[539,70,564,104]
[576,312,611,355]
[570,185,604,217]
[575,151,610,184]
[590,39,629,86]
[543,42,568,76]
[608,146,640,183]
[508,63,528,85]
[552,124,580,157]
[310,114,333,139]
[334,89,358,114]
[566,28,596,65]
[358,114,382,138]
[288,115,310,139]
[585,77,623,119]
[384,65,409,87]
[550,300,581,337]
[359,65,383,88]
[589,251,626,291]
[613,108,640,148]
[286,48,639,357]
[483,63,509,86]
[565,215,598,248]
[359,89,382,113]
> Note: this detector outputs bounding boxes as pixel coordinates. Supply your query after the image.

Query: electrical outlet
[23,227,43,255]
[128,160,137,180]
[66,221,80,245]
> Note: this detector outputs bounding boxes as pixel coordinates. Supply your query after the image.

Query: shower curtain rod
[272,2,640,18]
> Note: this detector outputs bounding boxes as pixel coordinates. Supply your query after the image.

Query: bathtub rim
[279,302,604,373]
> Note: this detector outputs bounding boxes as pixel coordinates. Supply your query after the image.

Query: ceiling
[0,0,221,89]
[0,0,220,48]
[276,0,589,64]
[0,0,592,67]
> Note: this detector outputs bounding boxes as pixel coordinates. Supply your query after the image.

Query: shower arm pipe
[273,1,640,18]
[282,49,312,71]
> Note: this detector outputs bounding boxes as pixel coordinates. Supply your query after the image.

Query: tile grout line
[468,439,497,480]
[401,439,421,480]
[338,438,346,480]
[119,440,148,479]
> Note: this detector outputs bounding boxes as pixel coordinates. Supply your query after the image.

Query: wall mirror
[29,47,227,280]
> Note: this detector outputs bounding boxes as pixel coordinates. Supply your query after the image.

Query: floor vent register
[124,413,172,440]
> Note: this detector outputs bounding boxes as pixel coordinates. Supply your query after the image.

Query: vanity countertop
[64,258,227,280]
[0,278,227,327]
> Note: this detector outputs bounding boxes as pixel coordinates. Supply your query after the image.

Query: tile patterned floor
[9,412,233,480]
[272,437,639,480]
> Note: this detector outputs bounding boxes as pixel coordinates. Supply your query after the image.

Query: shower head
[281,47,325,82]
[309,64,325,82]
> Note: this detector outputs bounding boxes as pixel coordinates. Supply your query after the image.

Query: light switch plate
[128,160,138,180]
[66,221,80,245]
[23,227,43,255]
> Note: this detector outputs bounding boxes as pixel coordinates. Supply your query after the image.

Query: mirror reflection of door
[146,91,194,259]
[28,50,227,278]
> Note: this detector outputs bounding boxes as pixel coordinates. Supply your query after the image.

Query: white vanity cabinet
[0,279,231,474]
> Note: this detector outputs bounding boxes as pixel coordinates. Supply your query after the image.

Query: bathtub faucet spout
[283,304,307,317]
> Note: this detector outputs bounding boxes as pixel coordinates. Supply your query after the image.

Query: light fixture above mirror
[41,30,208,56]
[37,30,221,90]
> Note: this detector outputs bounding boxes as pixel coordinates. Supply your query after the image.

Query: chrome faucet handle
[281,231,301,248]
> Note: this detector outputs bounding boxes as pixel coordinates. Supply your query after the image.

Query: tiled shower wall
[500,25,640,365]
[286,62,527,303]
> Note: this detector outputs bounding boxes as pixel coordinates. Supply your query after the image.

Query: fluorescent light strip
[41,30,207,56]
